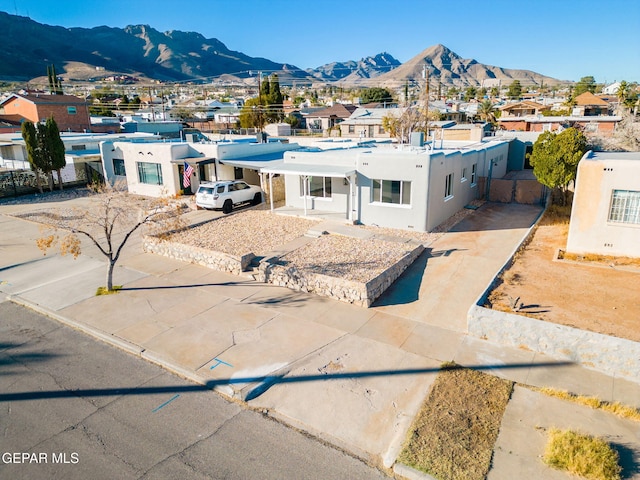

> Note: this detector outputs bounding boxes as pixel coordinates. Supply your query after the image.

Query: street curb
[393,462,438,480]
[6,294,238,401]
[8,294,143,357]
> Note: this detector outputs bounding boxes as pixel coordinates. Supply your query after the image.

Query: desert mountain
[0,11,312,83]
[371,44,562,87]
[308,53,401,82]
[0,12,562,87]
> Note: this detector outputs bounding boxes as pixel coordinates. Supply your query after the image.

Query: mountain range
[0,11,562,87]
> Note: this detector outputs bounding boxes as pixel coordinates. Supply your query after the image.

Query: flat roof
[587,151,640,161]
[261,162,356,177]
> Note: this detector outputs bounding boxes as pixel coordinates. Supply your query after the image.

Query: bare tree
[382,106,440,144]
[36,183,187,292]
[589,113,640,152]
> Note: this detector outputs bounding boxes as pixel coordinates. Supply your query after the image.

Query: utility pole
[256,71,263,133]
[423,65,430,142]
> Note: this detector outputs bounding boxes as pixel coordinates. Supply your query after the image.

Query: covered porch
[260,163,358,223]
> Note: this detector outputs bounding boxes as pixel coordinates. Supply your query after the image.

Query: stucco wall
[567,156,640,258]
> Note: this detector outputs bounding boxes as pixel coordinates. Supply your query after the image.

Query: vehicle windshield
[198,187,214,195]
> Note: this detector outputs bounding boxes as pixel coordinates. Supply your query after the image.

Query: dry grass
[536,387,640,422]
[398,364,513,480]
[540,204,572,225]
[559,250,640,268]
[543,428,621,480]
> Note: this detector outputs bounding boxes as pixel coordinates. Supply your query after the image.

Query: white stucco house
[261,139,509,232]
[99,138,301,198]
[566,151,640,258]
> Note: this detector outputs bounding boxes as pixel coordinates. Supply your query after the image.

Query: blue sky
[4,0,640,83]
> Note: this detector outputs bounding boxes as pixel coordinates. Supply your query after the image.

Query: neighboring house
[119,117,184,138]
[566,151,640,258]
[499,101,550,117]
[497,115,621,136]
[100,137,301,198]
[261,139,509,232]
[0,114,24,134]
[0,131,157,182]
[304,104,358,133]
[602,82,621,95]
[440,123,491,142]
[572,92,611,116]
[338,108,396,138]
[0,91,91,132]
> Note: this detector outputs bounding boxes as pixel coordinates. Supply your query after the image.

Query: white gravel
[280,235,418,283]
[169,210,320,256]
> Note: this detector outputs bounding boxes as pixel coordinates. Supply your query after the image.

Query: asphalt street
[0,301,390,480]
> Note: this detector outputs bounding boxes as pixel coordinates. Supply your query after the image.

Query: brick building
[0,91,91,132]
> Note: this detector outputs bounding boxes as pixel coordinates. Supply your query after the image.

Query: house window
[348,125,355,133]
[372,179,411,205]
[445,173,454,198]
[609,190,640,225]
[471,163,477,185]
[137,162,163,185]
[67,106,77,114]
[461,167,468,182]
[71,144,86,151]
[113,159,126,176]
[378,125,385,134]
[234,167,243,180]
[300,176,332,198]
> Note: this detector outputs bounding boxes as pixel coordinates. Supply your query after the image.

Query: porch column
[269,173,274,213]
[303,175,308,217]
[348,175,353,223]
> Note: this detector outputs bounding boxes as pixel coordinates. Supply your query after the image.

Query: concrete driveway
[2,195,639,475]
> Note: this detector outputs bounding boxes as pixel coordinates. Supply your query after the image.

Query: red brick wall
[2,97,90,132]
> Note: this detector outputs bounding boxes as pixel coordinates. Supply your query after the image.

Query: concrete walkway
[1,198,638,477]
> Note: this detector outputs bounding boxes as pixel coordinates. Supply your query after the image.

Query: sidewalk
[1,200,639,476]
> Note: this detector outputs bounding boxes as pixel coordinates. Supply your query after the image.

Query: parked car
[195,180,263,213]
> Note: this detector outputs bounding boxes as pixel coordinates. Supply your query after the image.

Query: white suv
[195,180,263,213]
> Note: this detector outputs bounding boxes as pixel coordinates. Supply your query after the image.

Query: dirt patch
[488,214,640,343]
[398,365,513,480]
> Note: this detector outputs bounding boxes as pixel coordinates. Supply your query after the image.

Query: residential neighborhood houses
[0,76,638,242]
[1,67,639,480]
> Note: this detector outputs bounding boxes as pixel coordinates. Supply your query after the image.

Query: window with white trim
[300,176,332,198]
[461,167,468,182]
[137,162,163,185]
[471,163,477,185]
[372,179,411,205]
[609,190,640,225]
[445,173,454,198]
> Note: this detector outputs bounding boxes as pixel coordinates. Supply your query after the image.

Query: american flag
[183,162,194,187]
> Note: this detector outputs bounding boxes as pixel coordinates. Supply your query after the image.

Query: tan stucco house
[566,151,640,258]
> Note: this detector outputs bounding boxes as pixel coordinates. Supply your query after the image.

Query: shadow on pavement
[372,248,465,307]
[0,360,573,402]
[612,442,640,479]
[0,342,63,375]
[119,280,257,291]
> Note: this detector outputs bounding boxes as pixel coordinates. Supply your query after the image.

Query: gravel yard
[280,235,419,283]
[169,210,320,256]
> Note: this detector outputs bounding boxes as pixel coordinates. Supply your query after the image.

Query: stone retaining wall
[256,244,424,307]
[142,235,254,275]
[467,305,640,383]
